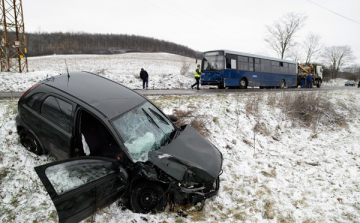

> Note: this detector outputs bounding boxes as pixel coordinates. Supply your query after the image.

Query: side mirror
[168,115,178,122]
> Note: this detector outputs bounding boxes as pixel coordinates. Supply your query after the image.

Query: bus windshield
[202,52,224,71]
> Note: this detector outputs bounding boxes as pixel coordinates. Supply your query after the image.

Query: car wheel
[20,130,42,155]
[239,78,247,89]
[130,182,167,213]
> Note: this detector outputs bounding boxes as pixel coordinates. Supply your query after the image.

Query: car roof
[43,71,146,119]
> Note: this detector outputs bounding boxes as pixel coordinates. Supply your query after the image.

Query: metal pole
[1,0,10,71]
[20,0,27,71]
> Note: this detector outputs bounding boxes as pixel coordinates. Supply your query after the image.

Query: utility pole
[0,0,28,72]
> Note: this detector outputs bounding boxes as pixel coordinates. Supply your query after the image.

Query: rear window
[26,93,45,109]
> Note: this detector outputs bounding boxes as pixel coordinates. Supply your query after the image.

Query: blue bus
[200,50,298,89]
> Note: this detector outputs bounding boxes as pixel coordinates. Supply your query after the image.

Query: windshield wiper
[148,108,169,125]
[142,108,160,129]
[142,108,172,145]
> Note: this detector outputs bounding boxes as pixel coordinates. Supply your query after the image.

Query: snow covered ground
[0,53,200,92]
[0,53,359,222]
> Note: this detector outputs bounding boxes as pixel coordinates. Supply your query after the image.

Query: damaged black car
[16,72,223,223]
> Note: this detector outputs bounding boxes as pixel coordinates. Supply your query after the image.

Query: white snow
[0,53,359,223]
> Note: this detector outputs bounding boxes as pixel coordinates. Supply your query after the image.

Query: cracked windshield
[112,102,175,162]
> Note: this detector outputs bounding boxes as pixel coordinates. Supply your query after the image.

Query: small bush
[180,58,191,76]
[266,92,348,130]
[245,94,262,116]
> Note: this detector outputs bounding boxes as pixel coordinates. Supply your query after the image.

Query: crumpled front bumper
[172,177,220,204]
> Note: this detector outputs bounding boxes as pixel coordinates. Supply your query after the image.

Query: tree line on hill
[25,32,202,58]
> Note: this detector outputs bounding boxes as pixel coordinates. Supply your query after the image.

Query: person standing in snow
[358,80,360,88]
[306,73,313,88]
[140,68,149,89]
[301,74,306,88]
[191,64,201,90]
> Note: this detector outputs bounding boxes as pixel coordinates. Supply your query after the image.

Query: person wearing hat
[140,68,149,89]
[191,64,201,90]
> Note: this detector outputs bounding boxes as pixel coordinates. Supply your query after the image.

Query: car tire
[130,182,167,213]
[239,78,247,89]
[20,129,42,155]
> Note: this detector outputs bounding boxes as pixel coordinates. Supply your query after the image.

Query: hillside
[25,32,201,58]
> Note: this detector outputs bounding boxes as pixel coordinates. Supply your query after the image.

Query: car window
[45,159,115,195]
[41,96,73,131]
[26,93,45,109]
[112,102,175,162]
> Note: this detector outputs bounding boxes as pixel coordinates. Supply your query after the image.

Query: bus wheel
[218,84,225,89]
[239,78,247,89]
[280,80,285,89]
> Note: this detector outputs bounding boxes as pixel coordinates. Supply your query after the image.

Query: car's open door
[34,156,127,223]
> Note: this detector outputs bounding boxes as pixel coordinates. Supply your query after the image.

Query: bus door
[224,54,239,86]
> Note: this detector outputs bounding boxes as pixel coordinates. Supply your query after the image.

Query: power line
[308,0,360,25]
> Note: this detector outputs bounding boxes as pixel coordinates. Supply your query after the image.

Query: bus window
[289,64,297,75]
[238,61,248,71]
[202,52,225,71]
[226,58,237,69]
[261,59,271,72]
[248,58,254,71]
[254,58,260,71]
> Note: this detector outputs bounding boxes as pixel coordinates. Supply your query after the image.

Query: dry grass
[245,94,262,116]
[262,199,276,219]
[172,107,211,137]
[266,92,348,130]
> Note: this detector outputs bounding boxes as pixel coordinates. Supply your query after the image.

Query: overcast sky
[23,0,360,65]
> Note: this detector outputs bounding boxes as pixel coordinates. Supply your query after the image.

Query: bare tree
[286,43,303,63]
[342,64,360,74]
[264,12,307,59]
[303,33,323,64]
[322,45,355,79]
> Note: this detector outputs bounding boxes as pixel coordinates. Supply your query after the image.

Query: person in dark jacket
[191,64,201,90]
[301,74,306,88]
[306,73,313,88]
[140,68,149,89]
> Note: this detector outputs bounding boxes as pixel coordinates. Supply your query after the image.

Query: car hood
[148,125,223,183]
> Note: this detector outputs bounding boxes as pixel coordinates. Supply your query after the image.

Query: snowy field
[0,53,200,92]
[0,53,360,222]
